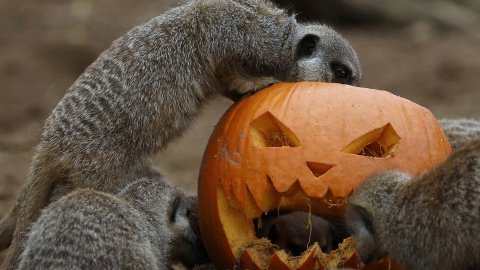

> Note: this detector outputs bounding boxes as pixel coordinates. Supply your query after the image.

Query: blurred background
[0,0,479,263]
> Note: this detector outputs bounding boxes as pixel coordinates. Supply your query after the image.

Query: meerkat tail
[0,203,18,250]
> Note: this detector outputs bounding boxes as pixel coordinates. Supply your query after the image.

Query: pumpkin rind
[198,82,451,269]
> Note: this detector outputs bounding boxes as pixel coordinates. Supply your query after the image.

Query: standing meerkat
[0,0,362,267]
[17,177,209,270]
[345,137,480,270]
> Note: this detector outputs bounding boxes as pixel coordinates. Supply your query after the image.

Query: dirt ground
[0,0,479,265]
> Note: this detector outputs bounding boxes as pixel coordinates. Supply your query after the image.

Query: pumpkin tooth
[245,172,268,211]
[337,250,360,269]
[268,251,295,270]
[268,243,324,270]
[238,249,265,270]
[296,246,325,270]
[259,176,282,212]
[227,190,243,211]
[280,179,307,197]
[238,239,277,270]
[246,187,262,218]
[318,237,359,269]
[218,180,243,211]
[217,187,256,261]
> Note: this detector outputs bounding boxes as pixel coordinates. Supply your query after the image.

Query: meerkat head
[220,24,362,102]
[120,178,209,267]
[169,194,196,245]
[169,193,210,268]
[255,211,335,256]
[345,171,410,264]
[294,24,362,86]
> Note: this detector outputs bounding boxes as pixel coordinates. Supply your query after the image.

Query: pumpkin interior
[250,112,302,148]
[342,123,401,158]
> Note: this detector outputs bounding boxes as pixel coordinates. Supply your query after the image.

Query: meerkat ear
[170,197,184,222]
[297,34,320,59]
[352,205,376,235]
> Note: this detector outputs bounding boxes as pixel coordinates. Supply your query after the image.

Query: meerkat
[0,0,362,267]
[171,194,211,268]
[345,137,480,270]
[17,177,209,270]
[439,118,480,151]
[255,211,346,255]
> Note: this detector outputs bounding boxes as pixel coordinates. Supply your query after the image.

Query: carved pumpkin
[198,82,451,269]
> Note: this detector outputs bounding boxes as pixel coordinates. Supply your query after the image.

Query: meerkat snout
[255,211,348,256]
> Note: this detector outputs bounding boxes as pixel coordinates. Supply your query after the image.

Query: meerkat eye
[331,63,352,85]
[332,63,349,79]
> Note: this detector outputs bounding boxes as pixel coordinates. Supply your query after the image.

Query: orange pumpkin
[198,82,451,269]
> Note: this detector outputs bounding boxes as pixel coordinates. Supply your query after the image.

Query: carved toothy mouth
[216,184,360,269]
[217,185,397,269]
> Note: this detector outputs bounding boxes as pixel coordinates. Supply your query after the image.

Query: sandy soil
[1,0,479,264]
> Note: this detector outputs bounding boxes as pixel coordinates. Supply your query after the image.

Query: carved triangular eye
[341,123,401,158]
[306,162,335,178]
[250,112,301,148]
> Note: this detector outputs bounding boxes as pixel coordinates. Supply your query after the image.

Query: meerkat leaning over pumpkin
[0,0,362,267]
[346,132,480,270]
[17,177,209,270]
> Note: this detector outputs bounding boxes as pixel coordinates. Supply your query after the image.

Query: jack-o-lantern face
[198,82,451,269]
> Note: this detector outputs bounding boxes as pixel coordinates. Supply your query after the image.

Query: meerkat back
[1,0,363,268]
[17,189,162,270]
[17,178,203,270]
[439,118,480,150]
